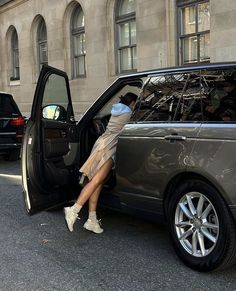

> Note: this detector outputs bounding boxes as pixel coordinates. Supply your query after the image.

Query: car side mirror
[42,104,67,121]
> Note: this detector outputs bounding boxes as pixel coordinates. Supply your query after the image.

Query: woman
[64,92,138,233]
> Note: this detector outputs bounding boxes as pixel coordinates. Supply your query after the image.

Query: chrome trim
[0,132,16,135]
[164,135,187,141]
[0,144,19,146]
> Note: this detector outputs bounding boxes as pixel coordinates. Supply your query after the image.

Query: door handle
[61,130,67,138]
[164,135,187,141]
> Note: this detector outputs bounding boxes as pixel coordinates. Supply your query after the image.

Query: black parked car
[22,64,236,272]
[0,92,25,161]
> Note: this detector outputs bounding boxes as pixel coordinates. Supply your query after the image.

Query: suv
[0,92,25,161]
[22,64,236,272]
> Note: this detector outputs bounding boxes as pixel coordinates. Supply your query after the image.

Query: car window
[94,81,144,119]
[0,94,19,117]
[132,69,236,123]
[132,72,201,122]
[42,74,69,121]
[200,69,236,122]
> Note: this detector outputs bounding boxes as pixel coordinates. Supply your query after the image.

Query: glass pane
[200,33,210,62]
[74,56,85,77]
[119,0,136,16]
[200,69,236,122]
[135,72,202,122]
[38,20,47,42]
[14,67,20,79]
[78,56,85,76]
[73,8,84,29]
[13,49,19,67]
[119,23,130,46]
[130,21,136,45]
[120,47,132,71]
[0,94,16,116]
[42,74,69,110]
[198,2,210,32]
[73,35,83,55]
[12,31,18,49]
[182,36,197,63]
[39,42,48,63]
[81,33,86,54]
[181,6,196,35]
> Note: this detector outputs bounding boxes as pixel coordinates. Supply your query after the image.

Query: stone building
[0,0,236,116]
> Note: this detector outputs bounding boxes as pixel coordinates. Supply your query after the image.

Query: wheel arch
[163,171,231,220]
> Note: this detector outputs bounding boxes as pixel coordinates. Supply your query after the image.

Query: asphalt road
[0,158,236,291]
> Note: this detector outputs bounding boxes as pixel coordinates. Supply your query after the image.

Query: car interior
[76,82,143,189]
[40,79,144,191]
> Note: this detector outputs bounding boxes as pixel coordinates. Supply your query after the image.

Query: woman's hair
[119,92,138,106]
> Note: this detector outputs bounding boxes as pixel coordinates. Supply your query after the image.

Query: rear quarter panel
[188,123,236,205]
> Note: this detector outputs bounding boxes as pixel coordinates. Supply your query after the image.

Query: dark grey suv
[22,63,236,272]
[0,92,25,160]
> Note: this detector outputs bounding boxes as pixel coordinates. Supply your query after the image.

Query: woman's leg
[76,158,113,206]
[88,185,103,212]
[83,185,104,234]
[64,158,113,232]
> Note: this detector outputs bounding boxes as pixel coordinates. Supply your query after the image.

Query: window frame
[177,0,210,65]
[37,19,48,71]
[115,0,137,74]
[71,5,86,79]
[10,29,20,81]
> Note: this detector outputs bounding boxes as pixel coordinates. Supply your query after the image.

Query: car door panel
[22,65,78,214]
[115,122,201,212]
[43,121,70,159]
[114,70,203,212]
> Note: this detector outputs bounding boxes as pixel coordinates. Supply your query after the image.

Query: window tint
[200,69,236,122]
[133,68,236,123]
[133,72,201,122]
[42,74,69,121]
[0,94,18,117]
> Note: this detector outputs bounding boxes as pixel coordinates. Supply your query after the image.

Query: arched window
[116,0,136,73]
[71,5,86,78]
[37,18,48,70]
[11,29,20,81]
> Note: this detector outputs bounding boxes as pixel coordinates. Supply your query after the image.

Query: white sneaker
[64,207,78,232]
[83,219,104,234]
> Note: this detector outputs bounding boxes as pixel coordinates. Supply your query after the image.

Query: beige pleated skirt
[79,112,131,180]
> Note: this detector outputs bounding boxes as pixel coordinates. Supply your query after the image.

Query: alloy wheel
[175,192,219,257]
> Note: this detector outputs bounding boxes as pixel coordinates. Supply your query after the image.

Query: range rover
[22,63,236,272]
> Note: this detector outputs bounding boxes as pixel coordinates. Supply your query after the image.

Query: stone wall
[0,0,235,117]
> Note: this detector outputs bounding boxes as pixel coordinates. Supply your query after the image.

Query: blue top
[111,103,132,116]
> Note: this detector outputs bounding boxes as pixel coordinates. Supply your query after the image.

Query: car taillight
[10,116,25,126]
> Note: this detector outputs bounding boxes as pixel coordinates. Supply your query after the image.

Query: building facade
[0,0,236,116]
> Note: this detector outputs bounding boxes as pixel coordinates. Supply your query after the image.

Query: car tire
[167,179,236,272]
[5,149,20,161]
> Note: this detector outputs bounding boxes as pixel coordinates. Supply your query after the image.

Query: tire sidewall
[167,179,231,272]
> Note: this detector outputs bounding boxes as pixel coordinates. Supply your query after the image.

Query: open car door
[22,65,78,214]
